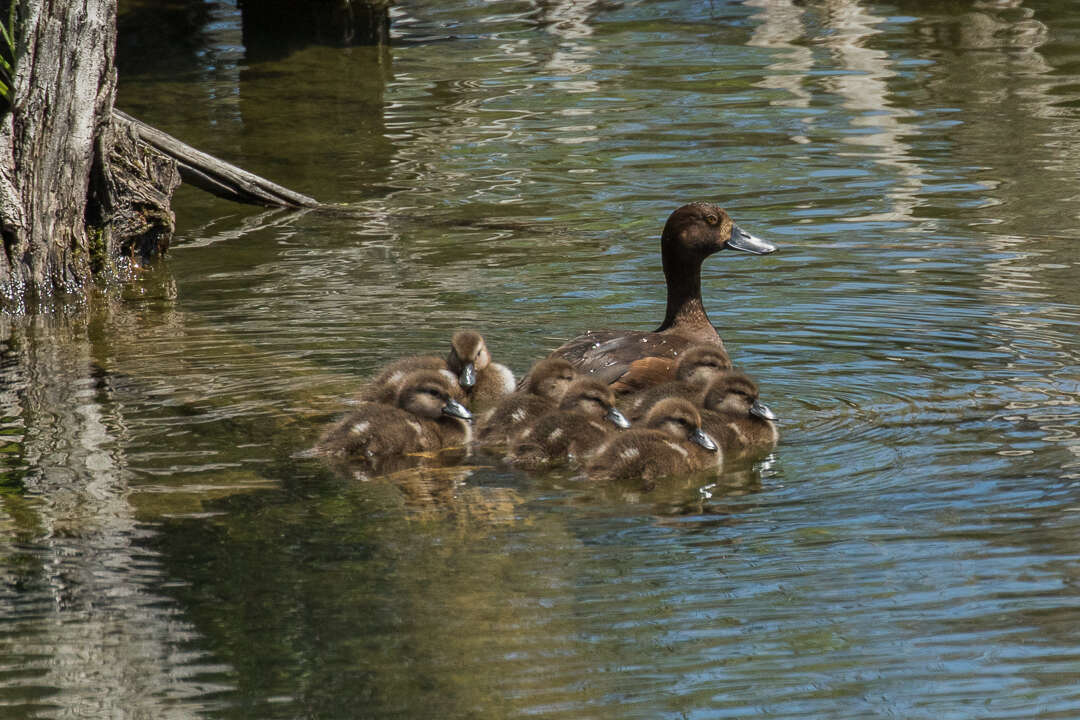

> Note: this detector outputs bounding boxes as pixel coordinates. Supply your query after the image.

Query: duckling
[509,378,630,468]
[588,397,721,487]
[359,356,457,405]
[359,330,513,410]
[476,357,576,445]
[620,344,732,422]
[317,370,473,461]
[699,370,778,461]
[526,203,775,395]
[445,330,515,412]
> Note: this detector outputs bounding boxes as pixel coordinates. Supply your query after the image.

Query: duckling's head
[396,370,473,422]
[675,344,733,385]
[447,330,491,388]
[642,397,717,452]
[661,202,775,264]
[559,378,630,428]
[523,357,576,401]
[702,371,776,421]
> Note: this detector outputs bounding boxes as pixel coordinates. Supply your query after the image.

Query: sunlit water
[3,0,1080,717]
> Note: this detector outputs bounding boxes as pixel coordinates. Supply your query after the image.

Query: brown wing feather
[609,356,678,395]
[539,329,724,393]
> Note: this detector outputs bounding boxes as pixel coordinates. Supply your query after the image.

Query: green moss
[88,224,111,275]
[1,1,17,115]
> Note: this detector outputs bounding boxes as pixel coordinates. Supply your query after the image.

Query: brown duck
[361,330,514,411]
[318,370,473,460]
[699,370,779,461]
[620,344,732,422]
[588,397,721,486]
[533,202,774,395]
[509,377,630,468]
[476,357,576,445]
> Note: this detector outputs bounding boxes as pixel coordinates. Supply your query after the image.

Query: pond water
[4,0,1080,717]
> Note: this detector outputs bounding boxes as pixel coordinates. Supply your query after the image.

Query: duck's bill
[750,400,776,421]
[725,224,776,255]
[459,363,478,388]
[443,399,474,422]
[691,428,718,452]
[606,407,631,429]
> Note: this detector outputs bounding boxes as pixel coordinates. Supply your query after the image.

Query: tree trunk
[0,0,179,310]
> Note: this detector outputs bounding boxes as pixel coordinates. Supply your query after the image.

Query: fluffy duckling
[621,344,732,422]
[509,378,630,468]
[317,370,473,461]
[588,397,721,486]
[359,330,513,411]
[446,330,515,412]
[699,370,778,461]
[476,357,576,445]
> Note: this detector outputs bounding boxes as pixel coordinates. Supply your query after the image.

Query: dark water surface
[4,0,1080,717]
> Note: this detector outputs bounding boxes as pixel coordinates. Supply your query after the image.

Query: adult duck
[536,202,775,395]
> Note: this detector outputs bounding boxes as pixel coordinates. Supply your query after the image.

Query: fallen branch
[113,109,320,209]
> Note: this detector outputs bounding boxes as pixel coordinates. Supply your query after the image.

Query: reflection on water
[5,0,1080,717]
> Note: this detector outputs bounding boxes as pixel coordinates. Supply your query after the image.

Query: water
[3,0,1080,716]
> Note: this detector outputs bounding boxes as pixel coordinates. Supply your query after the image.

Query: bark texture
[1,0,116,306]
[0,0,181,309]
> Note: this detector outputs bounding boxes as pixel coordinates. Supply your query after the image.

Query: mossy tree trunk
[0,0,179,310]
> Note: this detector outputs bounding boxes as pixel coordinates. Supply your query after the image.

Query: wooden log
[112,109,320,209]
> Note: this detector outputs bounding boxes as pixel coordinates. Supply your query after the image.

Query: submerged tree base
[0,0,320,312]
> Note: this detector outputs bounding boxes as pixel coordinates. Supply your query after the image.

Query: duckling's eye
[705,214,719,225]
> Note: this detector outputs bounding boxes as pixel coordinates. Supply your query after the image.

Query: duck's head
[523,357,576,401]
[675,344,733,385]
[642,397,718,452]
[396,370,473,422]
[661,202,775,262]
[559,378,631,428]
[702,370,776,421]
[447,330,491,389]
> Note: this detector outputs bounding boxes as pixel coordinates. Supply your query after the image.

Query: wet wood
[113,110,320,209]
[0,0,118,306]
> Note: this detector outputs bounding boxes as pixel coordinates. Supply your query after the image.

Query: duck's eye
[705,214,719,225]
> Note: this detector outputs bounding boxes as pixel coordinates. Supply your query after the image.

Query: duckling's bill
[606,406,631,429]
[443,398,473,421]
[691,428,718,452]
[750,400,776,421]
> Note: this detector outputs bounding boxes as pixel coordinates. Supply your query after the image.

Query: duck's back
[548,329,724,395]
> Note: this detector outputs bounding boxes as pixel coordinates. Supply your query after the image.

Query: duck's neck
[656,251,718,339]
